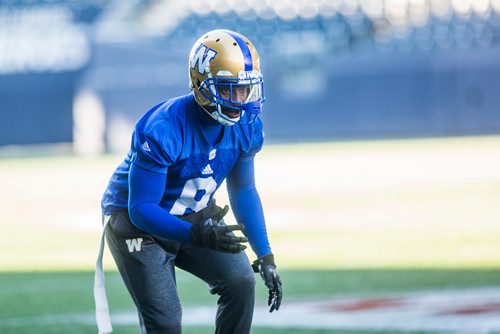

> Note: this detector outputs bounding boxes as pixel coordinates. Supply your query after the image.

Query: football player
[95,29,282,334]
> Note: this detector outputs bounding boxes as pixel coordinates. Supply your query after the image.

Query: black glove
[189,205,248,253]
[252,253,282,312]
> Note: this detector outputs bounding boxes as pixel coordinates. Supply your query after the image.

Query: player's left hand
[252,253,282,312]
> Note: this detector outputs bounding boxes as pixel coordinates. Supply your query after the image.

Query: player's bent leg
[176,246,256,334]
[213,263,255,334]
[105,210,183,334]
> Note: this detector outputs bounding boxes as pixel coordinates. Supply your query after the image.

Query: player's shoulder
[131,94,194,167]
[137,94,193,138]
[144,94,192,127]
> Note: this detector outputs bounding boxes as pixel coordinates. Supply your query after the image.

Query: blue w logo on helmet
[190,44,217,75]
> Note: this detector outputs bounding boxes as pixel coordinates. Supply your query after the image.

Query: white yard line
[2,287,500,332]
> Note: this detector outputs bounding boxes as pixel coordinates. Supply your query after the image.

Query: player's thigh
[105,211,181,318]
[175,245,255,294]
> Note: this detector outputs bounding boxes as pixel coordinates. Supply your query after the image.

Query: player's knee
[230,271,256,298]
[210,264,256,299]
[146,320,182,334]
[143,310,182,334]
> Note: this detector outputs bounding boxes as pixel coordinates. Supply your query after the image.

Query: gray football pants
[105,210,256,334]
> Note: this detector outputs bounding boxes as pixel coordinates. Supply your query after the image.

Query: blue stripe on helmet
[223,30,253,71]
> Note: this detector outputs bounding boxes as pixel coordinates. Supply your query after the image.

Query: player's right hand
[252,253,283,312]
[189,205,248,253]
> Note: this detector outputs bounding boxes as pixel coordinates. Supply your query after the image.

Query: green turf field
[1,135,500,333]
[2,269,500,334]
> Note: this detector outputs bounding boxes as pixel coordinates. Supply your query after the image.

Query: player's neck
[195,103,225,146]
[197,104,221,128]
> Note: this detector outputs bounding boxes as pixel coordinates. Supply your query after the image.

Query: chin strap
[241,100,261,124]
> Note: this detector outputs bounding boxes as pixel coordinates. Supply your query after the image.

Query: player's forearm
[129,202,191,241]
[128,162,191,242]
[228,185,271,257]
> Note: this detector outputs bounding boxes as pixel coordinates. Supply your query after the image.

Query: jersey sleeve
[130,110,181,173]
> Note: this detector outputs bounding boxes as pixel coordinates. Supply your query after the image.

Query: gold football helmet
[189,29,265,126]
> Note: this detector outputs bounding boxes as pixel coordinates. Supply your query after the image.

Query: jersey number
[169,177,217,215]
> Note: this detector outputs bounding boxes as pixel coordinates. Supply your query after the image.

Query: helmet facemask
[198,72,265,126]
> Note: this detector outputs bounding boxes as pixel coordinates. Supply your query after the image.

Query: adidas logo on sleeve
[201,164,213,175]
[142,141,151,152]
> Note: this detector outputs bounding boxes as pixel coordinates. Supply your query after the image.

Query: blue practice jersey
[101,93,263,218]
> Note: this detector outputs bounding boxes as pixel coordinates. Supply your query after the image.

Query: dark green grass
[1,269,499,334]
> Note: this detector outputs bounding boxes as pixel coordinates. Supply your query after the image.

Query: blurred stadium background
[1,0,500,152]
[1,0,500,333]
